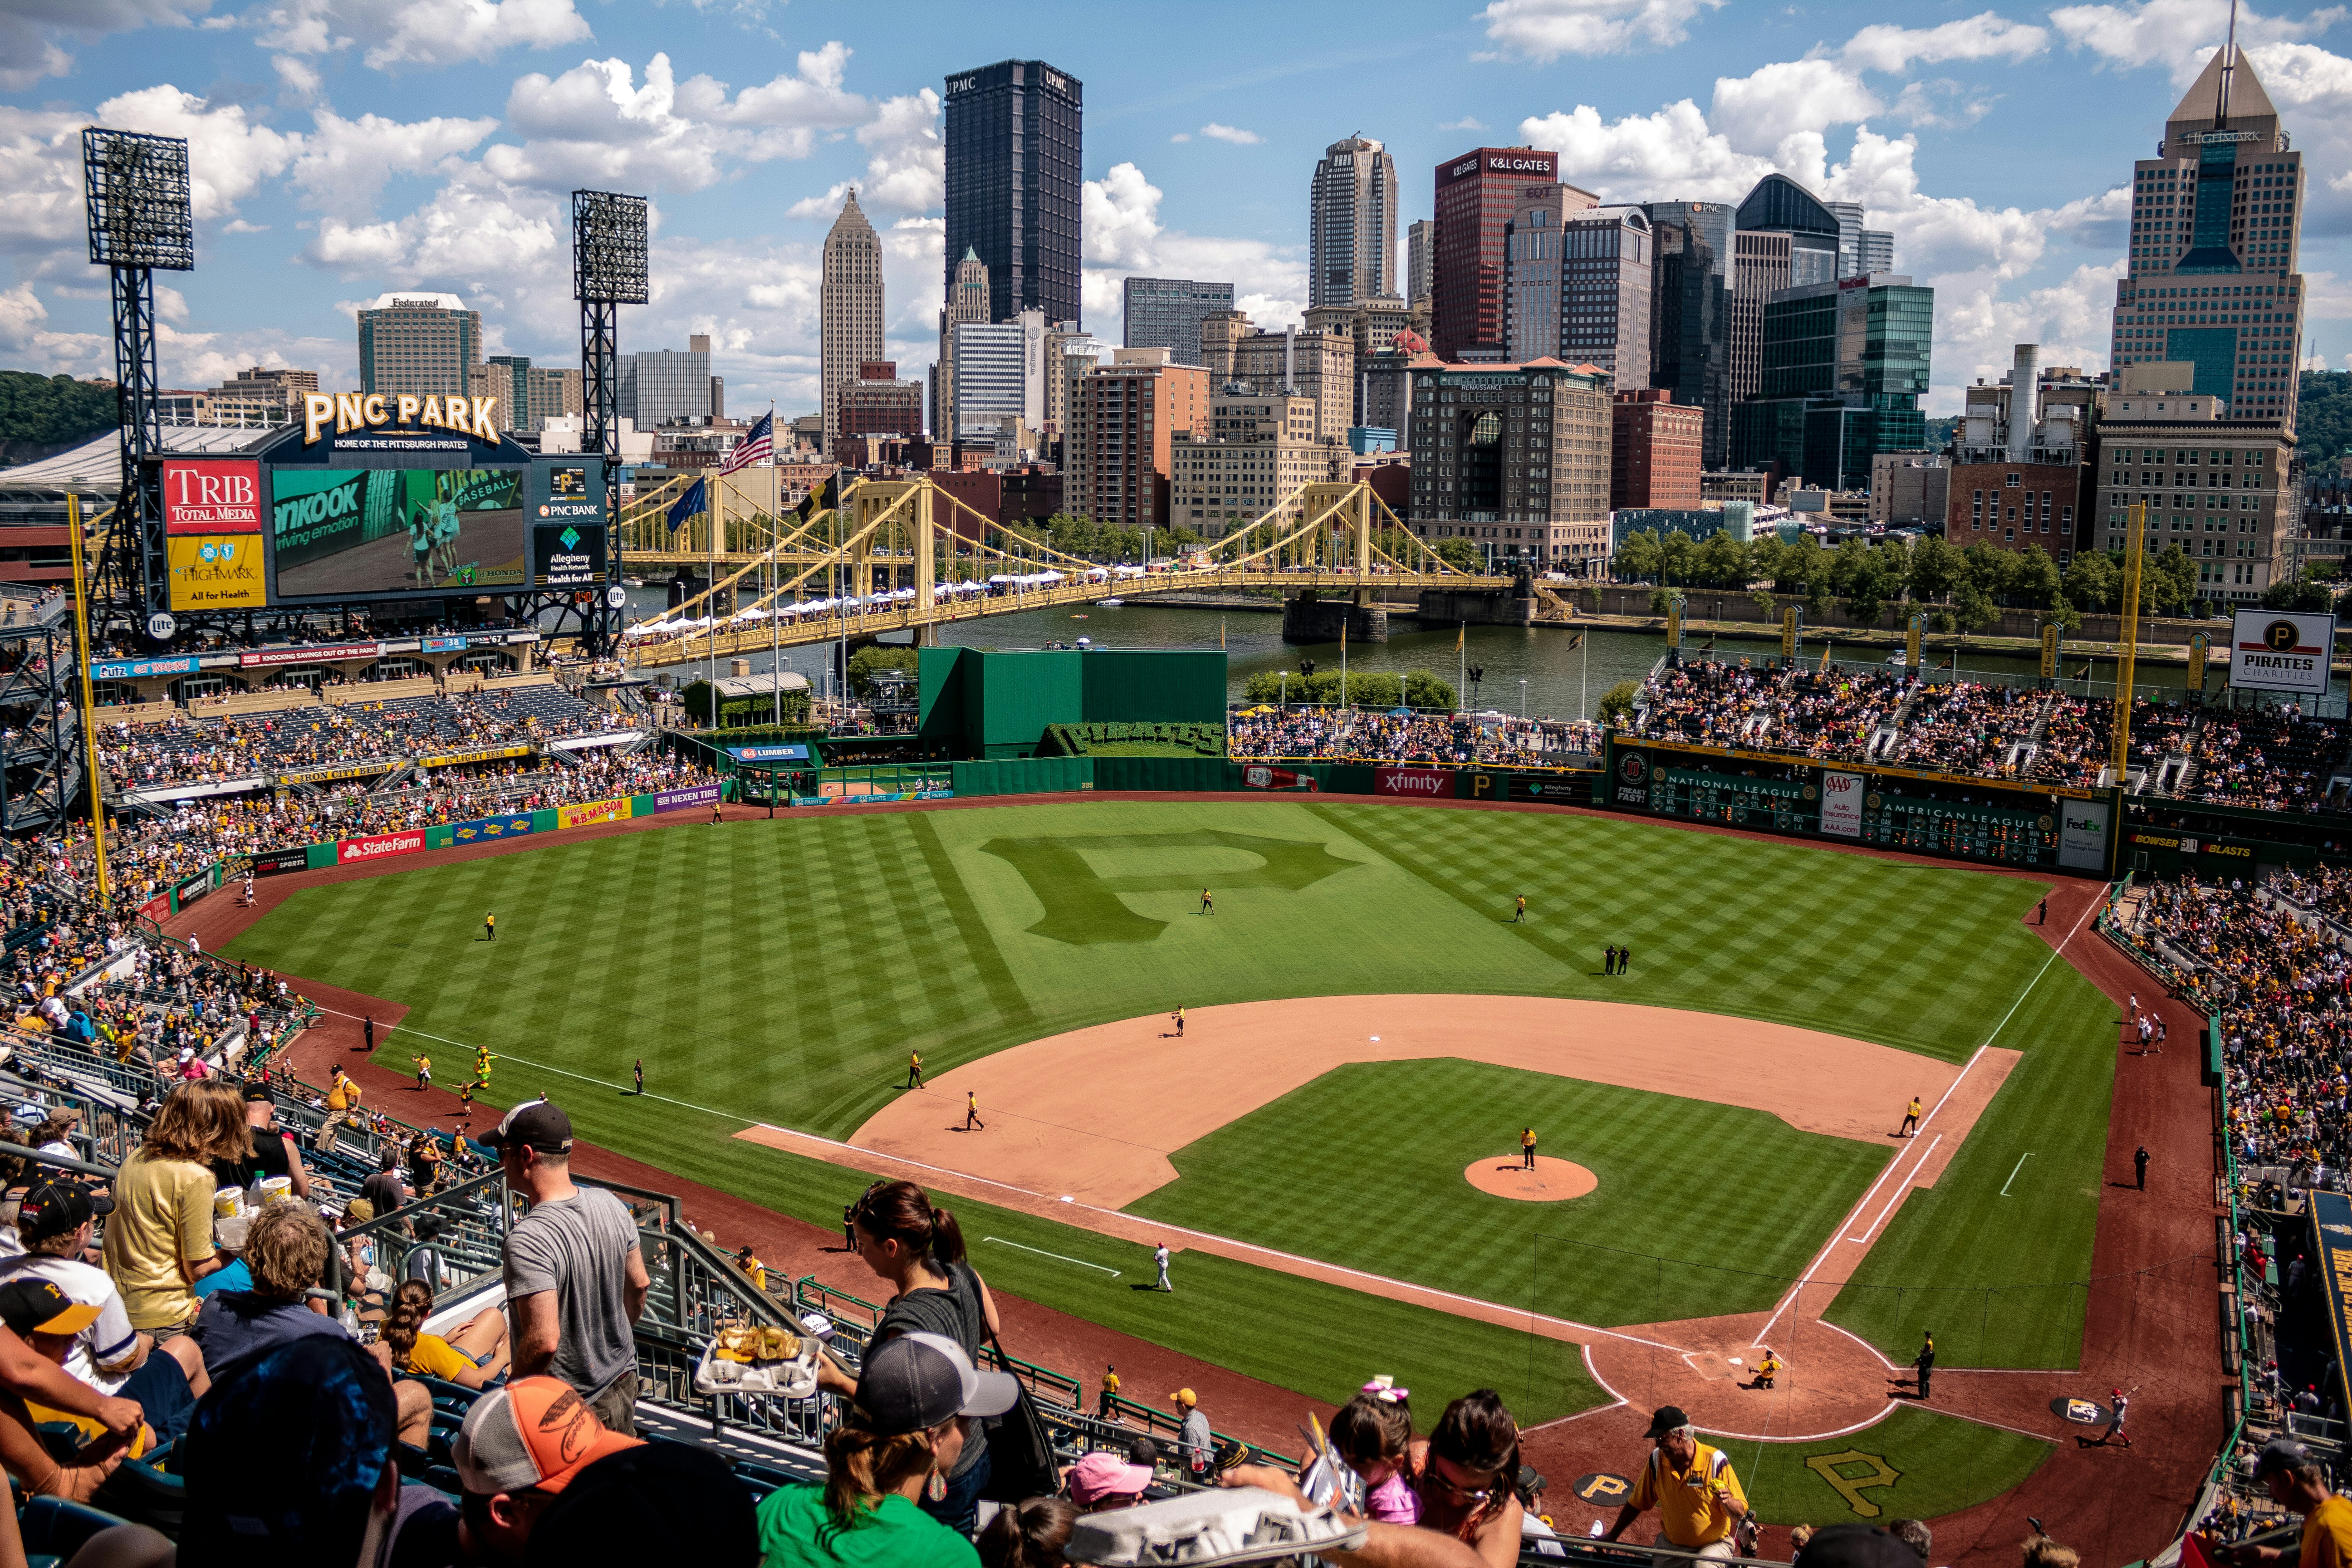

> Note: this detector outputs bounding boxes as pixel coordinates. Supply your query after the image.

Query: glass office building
[944,59,1083,327]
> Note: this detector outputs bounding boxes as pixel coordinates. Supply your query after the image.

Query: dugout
[916,647,1227,759]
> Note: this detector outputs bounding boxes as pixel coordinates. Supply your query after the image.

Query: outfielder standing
[1154,1242,1172,1293]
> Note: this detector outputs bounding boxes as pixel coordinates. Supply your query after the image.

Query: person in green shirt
[758,1329,1019,1567]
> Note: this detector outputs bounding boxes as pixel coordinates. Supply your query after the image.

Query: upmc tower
[1431,146,1557,361]
[944,59,1083,328]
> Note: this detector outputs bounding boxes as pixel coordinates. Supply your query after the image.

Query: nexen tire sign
[2230,609,2337,696]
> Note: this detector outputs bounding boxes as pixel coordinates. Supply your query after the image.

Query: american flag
[720,409,774,475]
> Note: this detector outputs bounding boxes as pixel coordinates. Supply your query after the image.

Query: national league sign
[2229,609,2337,696]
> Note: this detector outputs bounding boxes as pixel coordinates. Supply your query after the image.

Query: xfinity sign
[2229,608,2337,696]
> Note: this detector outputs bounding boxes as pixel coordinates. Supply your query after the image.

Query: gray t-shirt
[502,1186,639,1401]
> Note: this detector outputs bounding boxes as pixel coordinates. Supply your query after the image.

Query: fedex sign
[160,460,264,535]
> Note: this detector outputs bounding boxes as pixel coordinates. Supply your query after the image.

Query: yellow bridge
[617,472,1505,672]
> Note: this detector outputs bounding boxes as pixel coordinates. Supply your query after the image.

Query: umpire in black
[1912,1332,1935,1400]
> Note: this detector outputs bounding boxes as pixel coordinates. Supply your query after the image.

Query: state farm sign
[161,460,264,535]
[1374,767,1453,798]
[337,830,426,864]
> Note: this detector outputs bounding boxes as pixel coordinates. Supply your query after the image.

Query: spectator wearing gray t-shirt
[487,1099,648,1435]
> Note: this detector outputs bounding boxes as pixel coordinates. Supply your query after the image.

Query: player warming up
[1513,894,1527,924]
[904,1050,922,1090]
[1521,1127,1537,1170]
[483,911,496,942]
[412,1054,432,1093]
[634,1058,645,1096]
[1199,888,1214,915]
[965,1091,985,1131]
[1898,1096,1923,1138]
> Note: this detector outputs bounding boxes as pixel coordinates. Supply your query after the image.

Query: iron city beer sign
[301,391,499,444]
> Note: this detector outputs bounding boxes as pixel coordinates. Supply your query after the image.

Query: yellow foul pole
[65,494,109,903]
[2108,500,2145,785]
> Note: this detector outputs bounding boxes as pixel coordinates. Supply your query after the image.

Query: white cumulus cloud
[255,0,593,72]
[1200,123,1261,145]
[0,0,215,91]
[1475,0,1726,59]
[1843,14,2050,73]
[1080,161,1303,330]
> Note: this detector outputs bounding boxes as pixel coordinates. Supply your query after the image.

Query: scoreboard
[1858,790,2058,867]
[1656,767,1815,832]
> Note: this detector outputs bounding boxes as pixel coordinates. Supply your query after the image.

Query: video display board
[270,467,527,599]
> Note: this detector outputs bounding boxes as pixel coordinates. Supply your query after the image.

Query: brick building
[1404,358,1612,571]
[1610,390,1703,510]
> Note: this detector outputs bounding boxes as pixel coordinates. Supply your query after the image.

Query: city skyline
[3,0,2349,421]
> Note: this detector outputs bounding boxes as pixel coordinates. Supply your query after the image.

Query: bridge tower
[841,479,938,638]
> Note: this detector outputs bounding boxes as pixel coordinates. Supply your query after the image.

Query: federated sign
[2230,609,2337,695]
[556,797,631,829]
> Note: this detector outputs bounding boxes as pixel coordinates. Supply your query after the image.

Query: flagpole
[709,465,720,726]
[769,402,781,730]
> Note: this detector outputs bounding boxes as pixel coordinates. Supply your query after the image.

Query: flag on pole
[720,410,774,475]
[666,477,708,532]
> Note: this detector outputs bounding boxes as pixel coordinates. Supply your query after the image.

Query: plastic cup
[214,1188,241,1219]
[258,1176,293,1205]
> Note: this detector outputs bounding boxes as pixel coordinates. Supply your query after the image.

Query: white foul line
[984,1237,1121,1277]
[1754,1043,1985,1346]
[1847,1135,1938,1244]
[1999,1152,2034,1197]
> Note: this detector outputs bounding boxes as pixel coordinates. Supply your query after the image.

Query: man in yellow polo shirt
[2230,1439,2352,1568]
[1602,1405,1748,1563]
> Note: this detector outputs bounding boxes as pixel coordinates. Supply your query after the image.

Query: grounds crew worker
[1602,1405,1748,1562]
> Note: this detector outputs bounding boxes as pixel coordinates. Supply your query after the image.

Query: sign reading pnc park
[301,392,499,444]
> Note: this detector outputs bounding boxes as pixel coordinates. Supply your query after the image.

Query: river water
[620,585,2344,721]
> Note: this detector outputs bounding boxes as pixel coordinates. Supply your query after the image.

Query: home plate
[1729,1357,1744,1367]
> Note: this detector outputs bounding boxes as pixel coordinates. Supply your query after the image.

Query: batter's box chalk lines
[983,1237,1120,1277]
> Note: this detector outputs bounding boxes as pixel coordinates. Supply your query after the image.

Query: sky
[5,0,2351,419]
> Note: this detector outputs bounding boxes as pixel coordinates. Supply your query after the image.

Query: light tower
[573,189,647,655]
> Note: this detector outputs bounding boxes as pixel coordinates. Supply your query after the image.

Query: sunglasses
[1421,1462,1501,1503]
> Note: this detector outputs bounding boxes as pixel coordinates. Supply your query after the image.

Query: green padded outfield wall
[919,648,1232,758]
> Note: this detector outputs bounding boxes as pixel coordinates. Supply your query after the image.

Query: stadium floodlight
[573,190,649,304]
[83,128,194,272]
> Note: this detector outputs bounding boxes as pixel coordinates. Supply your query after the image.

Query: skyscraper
[1310,136,1399,308]
[1644,201,1732,469]
[1122,278,1234,367]
[357,294,482,400]
[934,248,991,441]
[1729,175,1842,405]
[619,335,713,427]
[943,59,1083,327]
[1561,207,1653,390]
[1406,220,1434,310]
[820,189,883,459]
[1431,146,1559,360]
[1732,274,1933,489]
[2107,46,2303,428]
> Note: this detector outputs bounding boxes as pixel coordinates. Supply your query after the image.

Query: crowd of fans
[1881,682,2041,777]
[96,681,630,792]
[1227,707,1600,767]
[2185,709,2352,814]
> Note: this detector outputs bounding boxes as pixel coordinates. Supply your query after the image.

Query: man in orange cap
[445,1376,644,1562]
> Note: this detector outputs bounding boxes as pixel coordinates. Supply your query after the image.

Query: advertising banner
[418,745,533,770]
[137,893,169,923]
[422,637,469,653]
[2058,795,2112,872]
[1820,770,1866,838]
[2230,609,2337,695]
[449,813,534,846]
[1373,766,1453,799]
[167,534,268,611]
[175,870,214,907]
[1610,746,1652,808]
[1240,765,1316,791]
[727,744,811,762]
[161,460,264,535]
[1450,771,1581,804]
[91,655,200,681]
[337,830,427,865]
[534,521,606,588]
[556,797,631,829]
[252,847,311,877]
[241,642,383,670]
[277,761,397,787]
[270,466,527,599]
[651,784,723,812]
[2307,1191,2352,1415]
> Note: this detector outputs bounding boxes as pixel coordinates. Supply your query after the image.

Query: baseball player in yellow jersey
[1521,1127,1538,1170]
[1171,1007,1185,1038]
[965,1091,985,1131]
[1752,1350,1781,1390]
[412,1054,431,1092]
[1603,1405,1748,1560]
[1097,1365,1121,1420]
[484,911,495,942]
[905,1050,923,1090]
[1898,1096,1923,1138]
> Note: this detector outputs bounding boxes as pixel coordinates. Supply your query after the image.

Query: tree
[1430,537,1479,571]
[1649,586,1679,616]
[1613,529,1665,583]
[1874,535,1914,600]
[1952,580,2001,642]
[2009,545,2064,610]
[847,644,918,697]
[1402,670,1458,709]
[0,372,118,450]
[1830,539,1889,627]
[1658,529,1697,585]
[2061,550,2119,614]
[1961,542,2015,603]
[1690,532,1751,589]
[1751,589,1779,622]
[1597,678,1640,728]
[2263,568,2335,612]
[2046,600,2083,636]
[2144,544,2198,617]
[1907,534,1963,603]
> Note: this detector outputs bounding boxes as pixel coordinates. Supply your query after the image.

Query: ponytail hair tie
[1362,1376,1409,1403]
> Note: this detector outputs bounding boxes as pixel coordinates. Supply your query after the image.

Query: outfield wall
[233,782,733,880]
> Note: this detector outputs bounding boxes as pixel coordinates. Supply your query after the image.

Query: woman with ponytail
[815,1180,1003,1537]
[977,1495,1075,1567]
[377,1278,510,1390]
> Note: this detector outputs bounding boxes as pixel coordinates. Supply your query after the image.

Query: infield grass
[1710,1405,2053,1527]
[1127,1060,1889,1327]
[225,799,2115,1380]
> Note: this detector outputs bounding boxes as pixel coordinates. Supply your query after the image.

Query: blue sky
[5,0,2349,417]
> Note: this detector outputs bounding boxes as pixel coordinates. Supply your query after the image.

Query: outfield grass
[1128,1060,1889,1327]
[224,800,2112,1381]
[1710,1406,2053,1526]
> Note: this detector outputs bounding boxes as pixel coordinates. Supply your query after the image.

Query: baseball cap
[0,1278,98,1337]
[2256,1438,2315,1479]
[1796,1525,1924,1568]
[1172,1388,1197,1407]
[480,1098,573,1156]
[452,1377,642,1497]
[1069,1450,1155,1505]
[243,1083,275,1103]
[1643,1405,1691,1440]
[17,1179,112,1243]
[853,1331,1019,1437]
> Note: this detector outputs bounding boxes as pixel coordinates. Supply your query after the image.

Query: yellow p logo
[1803,1451,1902,1519]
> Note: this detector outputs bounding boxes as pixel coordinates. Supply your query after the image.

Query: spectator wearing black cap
[225,1082,309,1198]
[0,1277,150,1500]
[484,1099,648,1437]
[759,1330,1019,1566]
[0,1178,207,1438]
[2229,1440,2352,1568]
[1602,1405,1748,1563]
[525,1438,759,1568]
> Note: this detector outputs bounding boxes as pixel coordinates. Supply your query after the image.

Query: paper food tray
[693,1338,820,1399]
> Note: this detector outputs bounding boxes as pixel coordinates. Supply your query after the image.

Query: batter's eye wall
[918,647,1230,758]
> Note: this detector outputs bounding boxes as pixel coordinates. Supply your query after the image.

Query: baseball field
[222,796,2127,1518]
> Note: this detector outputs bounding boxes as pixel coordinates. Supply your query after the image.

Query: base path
[842,995,2006,1210]
[1465,1155,1597,1200]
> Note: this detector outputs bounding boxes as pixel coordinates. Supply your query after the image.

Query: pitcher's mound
[1465,1156,1597,1201]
